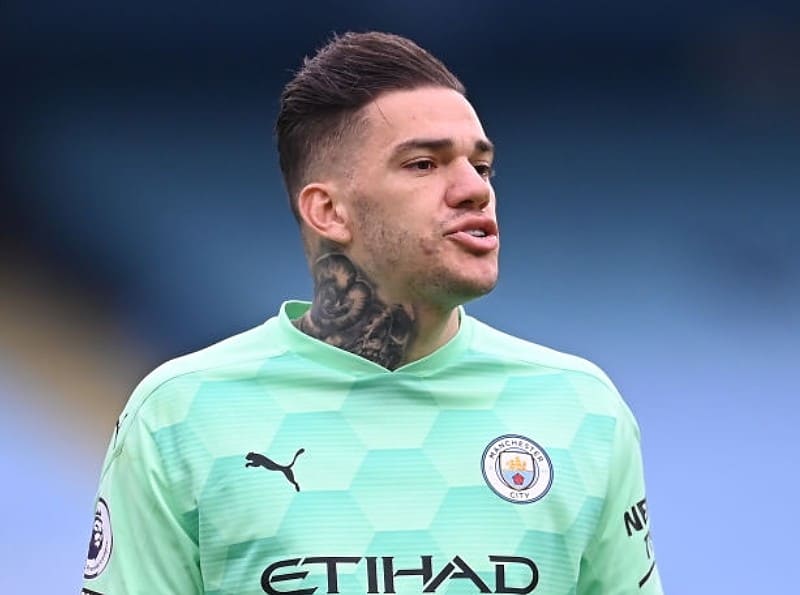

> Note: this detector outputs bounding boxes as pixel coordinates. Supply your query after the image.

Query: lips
[444,217,499,254]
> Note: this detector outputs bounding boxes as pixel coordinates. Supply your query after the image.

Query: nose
[444,159,492,211]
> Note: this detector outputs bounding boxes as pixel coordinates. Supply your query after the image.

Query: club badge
[481,434,553,504]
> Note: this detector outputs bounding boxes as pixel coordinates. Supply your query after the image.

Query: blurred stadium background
[1,1,798,592]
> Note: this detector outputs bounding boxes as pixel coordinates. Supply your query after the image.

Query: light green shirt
[82,301,662,594]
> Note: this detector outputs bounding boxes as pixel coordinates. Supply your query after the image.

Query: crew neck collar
[276,300,472,377]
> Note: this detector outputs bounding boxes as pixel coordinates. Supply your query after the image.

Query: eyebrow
[390,137,495,159]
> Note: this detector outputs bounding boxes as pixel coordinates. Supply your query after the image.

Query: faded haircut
[276,31,465,222]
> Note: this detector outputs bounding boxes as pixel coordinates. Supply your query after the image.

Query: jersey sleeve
[576,404,663,594]
[81,393,202,594]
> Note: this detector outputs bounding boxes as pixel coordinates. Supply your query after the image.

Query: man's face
[341,86,499,309]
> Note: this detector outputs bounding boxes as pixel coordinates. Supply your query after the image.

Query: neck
[293,252,459,370]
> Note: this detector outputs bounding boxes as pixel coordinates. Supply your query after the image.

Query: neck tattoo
[293,253,415,370]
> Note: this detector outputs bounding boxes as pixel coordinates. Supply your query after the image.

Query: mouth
[445,216,499,238]
[444,218,499,253]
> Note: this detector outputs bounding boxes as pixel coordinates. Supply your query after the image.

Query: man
[82,32,662,594]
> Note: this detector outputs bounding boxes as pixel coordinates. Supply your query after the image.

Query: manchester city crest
[481,435,553,504]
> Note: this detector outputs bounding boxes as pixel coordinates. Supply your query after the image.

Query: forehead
[360,87,488,150]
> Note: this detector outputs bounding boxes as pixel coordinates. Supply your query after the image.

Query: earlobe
[297,183,352,245]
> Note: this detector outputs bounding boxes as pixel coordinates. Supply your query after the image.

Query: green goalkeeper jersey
[82,301,662,595]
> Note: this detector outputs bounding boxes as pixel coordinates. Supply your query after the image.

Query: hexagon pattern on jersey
[147,347,621,595]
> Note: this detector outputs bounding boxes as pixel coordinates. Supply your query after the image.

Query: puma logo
[245,448,305,491]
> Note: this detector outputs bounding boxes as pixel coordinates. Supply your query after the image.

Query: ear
[296,182,352,246]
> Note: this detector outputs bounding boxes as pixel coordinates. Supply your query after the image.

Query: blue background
[1,1,798,592]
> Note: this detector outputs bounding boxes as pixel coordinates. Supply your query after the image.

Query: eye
[405,159,436,172]
[474,163,495,179]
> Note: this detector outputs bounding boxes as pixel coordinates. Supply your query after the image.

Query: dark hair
[276,31,465,222]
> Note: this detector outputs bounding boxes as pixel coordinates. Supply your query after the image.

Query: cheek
[419,236,441,257]
[352,193,442,258]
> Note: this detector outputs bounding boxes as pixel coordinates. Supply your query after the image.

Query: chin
[406,258,498,306]
[438,270,499,305]
[464,278,499,301]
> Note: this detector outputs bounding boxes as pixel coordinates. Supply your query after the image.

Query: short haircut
[276,31,466,222]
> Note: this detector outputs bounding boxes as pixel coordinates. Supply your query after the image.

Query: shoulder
[141,318,284,393]
[466,316,637,424]
[467,317,612,386]
[112,317,286,451]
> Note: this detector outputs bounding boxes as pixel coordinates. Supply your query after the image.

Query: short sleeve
[81,406,202,594]
[576,406,663,594]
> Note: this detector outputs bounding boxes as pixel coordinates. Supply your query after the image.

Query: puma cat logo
[245,448,305,491]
